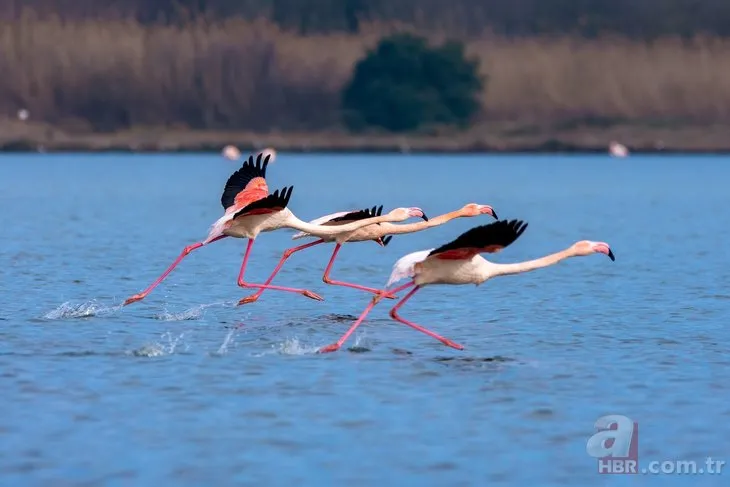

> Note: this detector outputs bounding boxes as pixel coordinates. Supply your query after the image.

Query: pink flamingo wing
[221,152,271,210]
[232,186,293,219]
[225,186,269,215]
[233,181,269,209]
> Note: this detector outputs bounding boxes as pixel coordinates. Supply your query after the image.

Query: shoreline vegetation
[3,15,730,153]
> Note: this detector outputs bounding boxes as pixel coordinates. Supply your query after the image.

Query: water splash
[43,300,121,320]
[275,337,321,355]
[153,300,233,321]
[250,332,373,357]
[129,331,190,357]
[154,306,204,321]
[250,337,321,357]
[345,334,372,353]
[352,333,367,348]
[214,328,238,355]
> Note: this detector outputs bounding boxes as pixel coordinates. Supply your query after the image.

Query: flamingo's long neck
[283,212,399,237]
[381,210,463,236]
[484,247,577,279]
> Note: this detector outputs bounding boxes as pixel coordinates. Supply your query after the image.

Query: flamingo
[222,145,241,161]
[123,152,425,306]
[237,203,498,305]
[319,219,615,353]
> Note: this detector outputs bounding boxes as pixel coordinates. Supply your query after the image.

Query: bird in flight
[123,151,425,305]
[237,202,498,305]
[319,219,615,353]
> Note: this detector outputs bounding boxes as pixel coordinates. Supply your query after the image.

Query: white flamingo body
[235,212,285,238]
[292,223,382,243]
[205,210,280,241]
[220,209,292,240]
[390,252,492,287]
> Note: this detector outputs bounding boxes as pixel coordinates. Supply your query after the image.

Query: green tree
[342,33,484,132]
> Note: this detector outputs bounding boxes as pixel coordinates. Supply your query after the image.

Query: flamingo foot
[318,343,340,354]
[302,290,325,301]
[441,339,465,350]
[373,292,397,304]
[237,295,259,306]
[237,289,323,306]
[123,293,145,306]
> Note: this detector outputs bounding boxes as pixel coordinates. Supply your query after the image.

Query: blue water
[0,153,728,486]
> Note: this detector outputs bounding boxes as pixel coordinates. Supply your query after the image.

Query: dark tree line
[3,0,730,38]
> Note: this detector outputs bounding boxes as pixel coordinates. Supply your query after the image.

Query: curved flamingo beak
[593,242,615,261]
[480,205,498,219]
[408,207,427,220]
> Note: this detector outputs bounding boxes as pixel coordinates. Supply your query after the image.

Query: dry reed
[2,15,730,134]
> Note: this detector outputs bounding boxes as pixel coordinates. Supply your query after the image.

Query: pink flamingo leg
[236,239,324,304]
[321,244,397,298]
[238,239,326,305]
[123,235,228,305]
[319,281,417,353]
[389,286,464,350]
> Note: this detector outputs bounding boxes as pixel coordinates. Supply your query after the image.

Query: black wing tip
[472,218,527,235]
[330,204,385,223]
[500,219,528,244]
[283,185,293,204]
[506,219,528,236]
[253,151,270,174]
[244,151,270,177]
[273,185,294,203]
[382,235,393,246]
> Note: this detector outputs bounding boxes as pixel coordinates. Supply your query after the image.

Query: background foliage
[4,0,730,39]
[342,33,483,132]
[1,1,730,134]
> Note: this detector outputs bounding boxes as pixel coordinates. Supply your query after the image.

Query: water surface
[0,153,727,486]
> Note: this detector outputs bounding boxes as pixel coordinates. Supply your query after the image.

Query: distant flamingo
[238,203,498,305]
[222,145,241,161]
[609,141,629,157]
[123,152,425,305]
[319,219,615,353]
